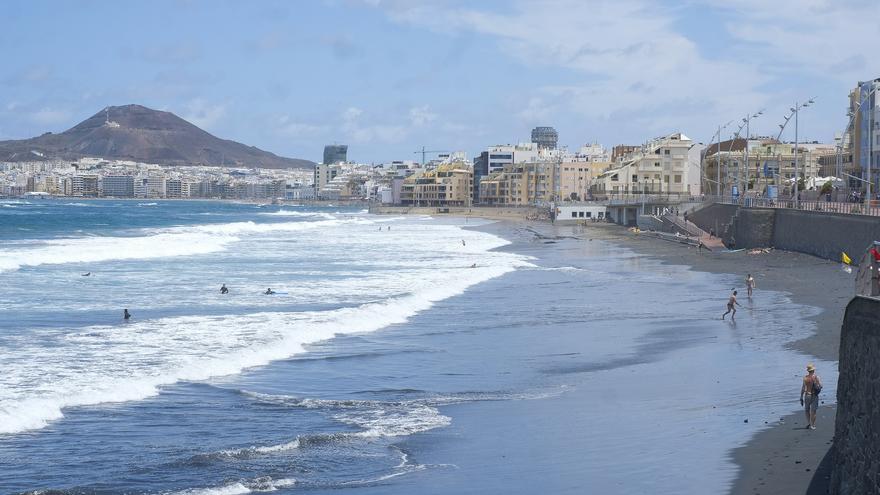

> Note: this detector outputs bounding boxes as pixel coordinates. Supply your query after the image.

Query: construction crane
[413,146,450,166]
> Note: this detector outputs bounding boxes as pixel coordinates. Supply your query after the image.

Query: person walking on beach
[745,274,756,297]
[800,363,822,430]
[721,290,741,320]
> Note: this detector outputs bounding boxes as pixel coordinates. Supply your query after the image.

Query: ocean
[0,199,837,494]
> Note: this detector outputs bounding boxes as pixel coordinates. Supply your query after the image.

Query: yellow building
[400,162,473,207]
[478,161,556,205]
[703,138,835,196]
[558,161,611,201]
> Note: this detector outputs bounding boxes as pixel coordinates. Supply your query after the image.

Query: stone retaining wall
[830,296,880,495]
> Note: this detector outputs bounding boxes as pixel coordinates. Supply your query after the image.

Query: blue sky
[1,0,878,163]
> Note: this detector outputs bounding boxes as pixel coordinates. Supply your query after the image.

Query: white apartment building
[486,143,541,173]
[592,133,695,196]
[135,175,166,198]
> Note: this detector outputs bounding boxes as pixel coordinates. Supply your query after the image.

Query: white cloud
[409,105,437,126]
[365,1,773,141]
[710,0,880,82]
[365,1,880,144]
[276,115,330,137]
[28,107,71,126]
[340,106,408,143]
[181,98,227,129]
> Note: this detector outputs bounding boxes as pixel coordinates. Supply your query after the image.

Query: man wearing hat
[800,363,822,430]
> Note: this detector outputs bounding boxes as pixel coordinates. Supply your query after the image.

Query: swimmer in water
[265,288,275,295]
[123,309,131,320]
[220,284,228,294]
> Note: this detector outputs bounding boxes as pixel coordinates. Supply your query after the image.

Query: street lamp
[777,98,816,208]
[742,110,764,196]
[724,120,748,199]
[709,121,733,197]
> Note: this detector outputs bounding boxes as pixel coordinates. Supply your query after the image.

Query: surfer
[220,284,228,294]
[264,288,275,295]
[123,309,131,320]
[470,263,476,268]
[462,239,466,246]
[82,272,91,276]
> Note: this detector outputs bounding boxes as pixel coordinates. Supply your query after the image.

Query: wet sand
[546,222,851,495]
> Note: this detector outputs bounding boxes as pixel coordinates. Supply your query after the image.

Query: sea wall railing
[706,195,880,217]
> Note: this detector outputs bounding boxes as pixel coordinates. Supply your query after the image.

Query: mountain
[0,104,314,169]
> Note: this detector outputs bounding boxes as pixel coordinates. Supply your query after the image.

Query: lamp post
[777,98,815,209]
[709,121,733,197]
[725,121,748,200]
[742,110,764,196]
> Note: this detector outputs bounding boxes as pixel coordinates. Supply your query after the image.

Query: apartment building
[101,175,135,197]
[479,161,555,205]
[703,138,834,196]
[593,133,694,196]
[399,162,473,207]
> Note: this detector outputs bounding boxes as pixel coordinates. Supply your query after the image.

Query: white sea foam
[169,478,296,495]
[0,219,531,435]
[259,210,336,219]
[0,219,345,273]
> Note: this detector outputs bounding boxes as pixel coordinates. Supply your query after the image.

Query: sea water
[0,200,837,494]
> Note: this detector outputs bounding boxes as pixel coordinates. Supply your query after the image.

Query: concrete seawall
[689,204,880,261]
[830,296,880,495]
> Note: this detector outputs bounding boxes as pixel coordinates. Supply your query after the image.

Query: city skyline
[1,0,879,163]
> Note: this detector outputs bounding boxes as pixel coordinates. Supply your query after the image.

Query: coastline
[464,217,849,494]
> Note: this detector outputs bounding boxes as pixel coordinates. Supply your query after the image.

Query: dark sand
[557,223,851,495]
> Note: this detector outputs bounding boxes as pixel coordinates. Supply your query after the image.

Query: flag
[842,252,852,265]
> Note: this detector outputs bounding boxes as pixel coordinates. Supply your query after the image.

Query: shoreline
[465,218,849,494]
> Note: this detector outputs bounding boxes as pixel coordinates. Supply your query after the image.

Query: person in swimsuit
[123,309,131,320]
[800,363,822,430]
[721,290,741,320]
[220,284,229,294]
[746,274,756,297]
[265,288,275,295]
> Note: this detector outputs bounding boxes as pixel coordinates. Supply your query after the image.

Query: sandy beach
[503,220,851,495]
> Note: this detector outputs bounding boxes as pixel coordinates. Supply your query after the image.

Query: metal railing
[707,195,880,217]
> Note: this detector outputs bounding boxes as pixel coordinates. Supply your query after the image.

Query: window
[654,174,660,179]
[632,175,638,182]
[664,176,670,183]
[578,211,585,218]
[585,211,592,218]
[571,212,578,218]
[674,174,682,183]
[664,149,670,155]
[654,162,660,167]
[598,212,604,219]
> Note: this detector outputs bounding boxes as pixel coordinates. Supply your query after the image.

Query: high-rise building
[849,78,880,193]
[531,126,558,150]
[323,144,348,165]
[101,175,135,197]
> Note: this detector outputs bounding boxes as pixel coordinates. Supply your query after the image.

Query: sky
[1,0,879,164]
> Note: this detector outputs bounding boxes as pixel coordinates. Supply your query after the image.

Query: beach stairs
[662,213,725,250]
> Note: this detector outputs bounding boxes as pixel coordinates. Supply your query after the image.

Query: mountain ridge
[0,104,314,169]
